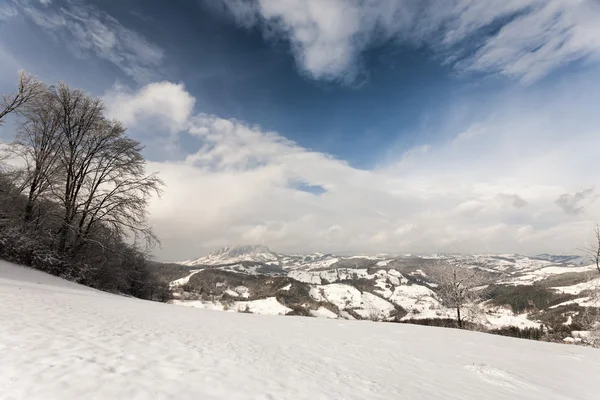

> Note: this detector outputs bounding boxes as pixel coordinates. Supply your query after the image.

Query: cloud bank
[220,0,600,83]
[104,75,600,260]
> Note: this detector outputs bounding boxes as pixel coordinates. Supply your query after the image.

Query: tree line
[0,71,170,301]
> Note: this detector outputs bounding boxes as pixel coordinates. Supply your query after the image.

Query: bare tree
[8,86,63,224]
[581,223,600,275]
[69,121,163,252]
[0,71,45,125]
[6,82,163,254]
[47,84,163,254]
[429,259,488,329]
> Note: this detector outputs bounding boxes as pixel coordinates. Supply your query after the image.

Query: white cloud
[13,0,164,83]
[222,0,600,83]
[103,74,600,260]
[104,82,196,133]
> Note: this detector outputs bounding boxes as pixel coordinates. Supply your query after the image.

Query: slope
[0,260,598,400]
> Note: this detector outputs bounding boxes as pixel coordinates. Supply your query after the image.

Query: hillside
[1,260,598,400]
[167,246,600,335]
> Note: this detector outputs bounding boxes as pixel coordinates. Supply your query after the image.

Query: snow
[280,283,292,291]
[2,260,600,400]
[501,264,597,286]
[294,257,339,270]
[309,307,338,319]
[344,255,382,260]
[174,297,292,315]
[481,306,541,329]
[552,277,600,295]
[353,292,397,320]
[375,259,393,267]
[224,289,240,297]
[170,269,203,287]
[180,245,279,266]
[389,284,444,317]
[234,285,250,298]
[549,297,600,309]
[309,283,364,309]
[238,297,293,315]
[290,267,406,286]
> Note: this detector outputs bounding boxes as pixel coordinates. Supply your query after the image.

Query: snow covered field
[1,260,599,400]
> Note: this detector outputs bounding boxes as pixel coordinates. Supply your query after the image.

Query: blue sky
[1,0,600,260]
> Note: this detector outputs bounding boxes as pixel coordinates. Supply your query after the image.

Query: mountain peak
[208,245,273,258]
[180,245,278,266]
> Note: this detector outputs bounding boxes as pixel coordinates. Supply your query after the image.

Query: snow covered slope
[1,260,599,400]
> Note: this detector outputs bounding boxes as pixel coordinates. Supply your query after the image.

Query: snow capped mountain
[179,245,280,266]
[178,245,342,269]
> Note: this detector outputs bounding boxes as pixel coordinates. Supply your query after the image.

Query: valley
[158,246,600,342]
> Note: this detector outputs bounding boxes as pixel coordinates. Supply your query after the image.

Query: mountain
[178,245,342,270]
[179,245,279,266]
[531,254,589,265]
[165,248,600,333]
[3,260,598,399]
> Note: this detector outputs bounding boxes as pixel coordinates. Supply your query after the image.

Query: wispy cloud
[12,0,164,83]
[220,0,600,84]
[0,3,17,20]
[105,73,600,259]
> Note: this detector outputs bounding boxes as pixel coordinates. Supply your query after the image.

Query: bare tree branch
[0,71,46,125]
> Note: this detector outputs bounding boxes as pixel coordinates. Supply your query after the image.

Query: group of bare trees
[2,72,162,253]
[0,71,169,301]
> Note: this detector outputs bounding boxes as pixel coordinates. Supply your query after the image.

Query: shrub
[488,326,544,341]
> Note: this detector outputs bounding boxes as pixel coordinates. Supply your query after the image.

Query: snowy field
[1,261,599,400]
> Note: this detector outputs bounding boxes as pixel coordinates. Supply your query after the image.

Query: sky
[1,0,600,260]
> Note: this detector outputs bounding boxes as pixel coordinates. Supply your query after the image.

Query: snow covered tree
[429,260,488,329]
[0,71,45,126]
[45,83,164,254]
[8,86,62,224]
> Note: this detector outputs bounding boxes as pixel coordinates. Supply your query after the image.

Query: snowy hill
[1,260,598,400]
[179,247,590,273]
[168,249,600,330]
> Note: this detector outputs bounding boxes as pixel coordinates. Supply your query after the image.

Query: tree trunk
[23,200,34,223]
[456,306,462,329]
[23,189,35,223]
[23,175,39,223]
[57,218,71,254]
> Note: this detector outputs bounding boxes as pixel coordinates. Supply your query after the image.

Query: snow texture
[1,260,599,400]
[552,277,600,295]
[170,269,203,287]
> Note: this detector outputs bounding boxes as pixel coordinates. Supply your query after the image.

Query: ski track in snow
[1,261,599,400]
